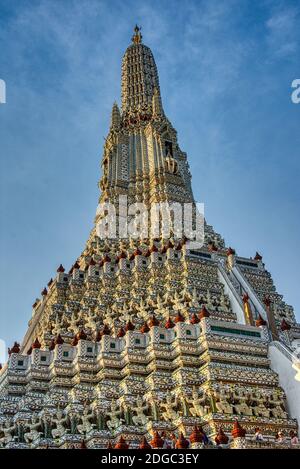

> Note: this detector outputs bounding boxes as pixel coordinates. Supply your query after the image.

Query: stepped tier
[1,26,299,449]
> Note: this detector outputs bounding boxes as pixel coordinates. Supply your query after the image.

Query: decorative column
[263,296,278,340]
[280,319,292,345]
[242,293,254,326]
[226,247,236,270]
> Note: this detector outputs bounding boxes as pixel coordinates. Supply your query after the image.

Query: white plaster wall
[268,343,300,427]
[217,267,245,325]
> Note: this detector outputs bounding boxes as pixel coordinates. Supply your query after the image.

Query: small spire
[199,305,210,320]
[139,436,151,449]
[150,431,164,448]
[32,338,41,349]
[175,432,189,449]
[231,420,246,438]
[132,25,142,44]
[152,87,163,116]
[255,313,267,327]
[111,102,121,128]
[215,427,229,445]
[114,436,129,449]
[165,317,175,329]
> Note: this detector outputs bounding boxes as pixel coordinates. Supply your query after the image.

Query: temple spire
[132,25,142,44]
[121,27,160,112]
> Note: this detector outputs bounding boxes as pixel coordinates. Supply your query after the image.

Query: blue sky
[0,0,299,350]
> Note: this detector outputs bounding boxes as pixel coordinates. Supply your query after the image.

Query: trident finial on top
[132,25,142,44]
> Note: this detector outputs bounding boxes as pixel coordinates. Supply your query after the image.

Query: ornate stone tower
[0,27,299,450]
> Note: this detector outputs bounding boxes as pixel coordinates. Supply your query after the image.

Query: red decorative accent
[71,335,79,346]
[139,436,151,449]
[166,240,174,250]
[47,278,53,287]
[117,327,126,338]
[144,249,151,258]
[190,313,200,324]
[175,242,182,251]
[73,261,80,270]
[281,319,291,331]
[264,296,272,307]
[160,245,167,254]
[255,314,267,327]
[118,251,127,260]
[41,288,48,296]
[80,440,87,449]
[78,329,87,340]
[125,320,135,332]
[150,244,158,253]
[189,426,203,444]
[103,255,111,263]
[149,314,160,327]
[27,346,32,355]
[140,322,150,333]
[89,258,96,266]
[32,338,41,349]
[242,293,249,303]
[215,427,229,445]
[174,311,185,323]
[165,317,175,329]
[99,259,104,268]
[107,441,113,449]
[55,334,64,345]
[199,305,210,319]
[150,431,164,448]
[57,264,65,273]
[95,330,102,342]
[254,252,263,261]
[102,324,110,336]
[0,364,2,370]
[208,242,218,252]
[49,339,56,351]
[226,247,235,256]
[175,432,189,449]
[134,248,142,257]
[114,436,129,449]
[32,301,38,308]
[231,420,246,438]
[8,342,20,356]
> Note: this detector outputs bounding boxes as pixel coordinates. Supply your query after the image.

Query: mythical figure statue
[77,406,95,434]
[232,387,253,416]
[106,399,123,431]
[0,420,16,446]
[213,388,233,414]
[24,415,42,444]
[132,396,149,426]
[250,391,270,418]
[51,408,68,439]
[187,387,210,417]
[160,393,179,422]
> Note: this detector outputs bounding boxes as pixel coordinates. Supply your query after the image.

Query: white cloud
[266,5,299,58]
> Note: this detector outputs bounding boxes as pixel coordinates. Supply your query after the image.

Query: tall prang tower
[0,27,300,450]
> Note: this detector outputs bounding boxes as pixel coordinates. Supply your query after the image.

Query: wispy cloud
[266,4,299,58]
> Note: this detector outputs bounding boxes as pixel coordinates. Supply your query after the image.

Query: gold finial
[132,24,142,44]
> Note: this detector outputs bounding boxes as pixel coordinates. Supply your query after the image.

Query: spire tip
[132,25,142,44]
